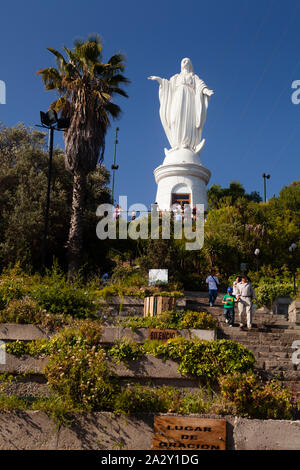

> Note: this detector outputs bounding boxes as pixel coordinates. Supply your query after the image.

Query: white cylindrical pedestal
[153,148,211,211]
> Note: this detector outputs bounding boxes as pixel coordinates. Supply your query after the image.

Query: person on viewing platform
[206,269,219,307]
[222,286,237,327]
[235,275,256,329]
[113,204,121,220]
[175,204,182,222]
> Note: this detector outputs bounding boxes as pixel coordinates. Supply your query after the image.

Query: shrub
[111,264,147,287]
[177,388,217,415]
[113,384,179,414]
[109,339,144,364]
[5,340,29,357]
[119,310,216,331]
[154,337,255,383]
[44,341,117,411]
[32,280,96,319]
[0,298,41,324]
[96,285,120,300]
[220,372,295,419]
[119,310,181,331]
[255,282,294,308]
[0,279,27,310]
[179,311,217,330]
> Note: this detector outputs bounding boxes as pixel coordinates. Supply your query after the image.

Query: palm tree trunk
[67,170,86,278]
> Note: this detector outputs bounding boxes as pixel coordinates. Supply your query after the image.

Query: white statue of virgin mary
[148,58,214,154]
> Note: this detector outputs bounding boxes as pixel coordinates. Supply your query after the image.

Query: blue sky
[1,0,300,208]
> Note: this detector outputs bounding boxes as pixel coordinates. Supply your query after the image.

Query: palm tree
[37,35,129,276]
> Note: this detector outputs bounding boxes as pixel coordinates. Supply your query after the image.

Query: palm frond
[107,74,130,85]
[108,87,129,98]
[87,33,102,45]
[36,67,63,90]
[108,53,126,67]
[103,102,121,118]
[79,41,102,63]
[63,46,81,68]
[49,97,69,112]
[92,63,107,76]
[46,48,67,67]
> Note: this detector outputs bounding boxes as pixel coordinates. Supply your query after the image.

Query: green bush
[0,279,27,310]
[153,337,255,382]
[0,297,66,329]
[255,282,294,308]
[0,298,41,324]
[119,310,216,331]
[31,268,97,318]
[220,372,295,419]
[5,340,29,357]
[113,384,179,414]
[179,311,217,330]
[109,339,144,364]
[44,341,117,411]
[177,388,218,415]
[118,310,181,331]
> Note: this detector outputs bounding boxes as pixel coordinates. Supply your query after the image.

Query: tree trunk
[67,171,86,278]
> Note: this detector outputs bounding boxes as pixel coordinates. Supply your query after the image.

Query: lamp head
[289,243,297,252]
[56,117,70,130]
[40,110,58,127]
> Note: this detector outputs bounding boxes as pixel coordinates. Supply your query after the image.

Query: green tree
[0,123,71,270]
[37,35,129,276]
[207,181,262,209]
[0,123,111,272]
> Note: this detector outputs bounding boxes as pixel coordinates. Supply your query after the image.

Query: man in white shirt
[236,275,256,329]
[206,269,219,307]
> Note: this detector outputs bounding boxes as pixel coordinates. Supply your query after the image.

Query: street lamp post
[111,127,119,205]
[37,110,70,270]
[254,248,260,272]
[289,243,297,295]
[262,173,270,203]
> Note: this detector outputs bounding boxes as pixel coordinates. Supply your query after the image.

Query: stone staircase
[184,292,300,399]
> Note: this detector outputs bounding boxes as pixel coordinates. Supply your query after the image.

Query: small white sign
[149,269,168,286]
[0,341,6,364]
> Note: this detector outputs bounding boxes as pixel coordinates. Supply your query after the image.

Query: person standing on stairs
[222,286,236,327]
[206,269,219,307]
[236,275,256,329]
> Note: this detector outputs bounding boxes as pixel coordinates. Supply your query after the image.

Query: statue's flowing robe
[159,72,209,151]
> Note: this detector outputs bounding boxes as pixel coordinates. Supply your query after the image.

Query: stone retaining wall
[0,411,299,450]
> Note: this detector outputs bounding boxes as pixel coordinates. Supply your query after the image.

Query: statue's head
[181,58,193,73]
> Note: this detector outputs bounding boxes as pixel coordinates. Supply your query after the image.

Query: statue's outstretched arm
[148,76,163,85]
[203,87,214,97]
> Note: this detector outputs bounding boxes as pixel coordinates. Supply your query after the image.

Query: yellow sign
[153,417,226,450]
